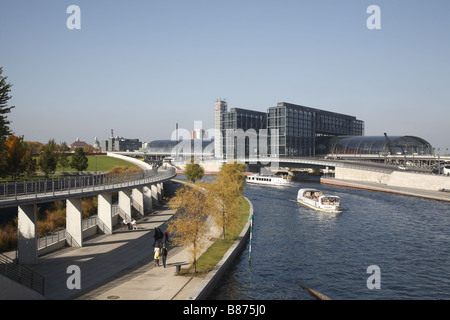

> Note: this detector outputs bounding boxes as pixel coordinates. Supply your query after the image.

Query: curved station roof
[327,135,433,155]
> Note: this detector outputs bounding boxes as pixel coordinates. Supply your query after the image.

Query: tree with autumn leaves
[168,162,246,273]
[208,162,246,240]
[2,135,37,179]
[167,184,213,274]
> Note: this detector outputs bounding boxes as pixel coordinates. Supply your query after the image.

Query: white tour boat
[296,188,343,213]
[246,173,293,186]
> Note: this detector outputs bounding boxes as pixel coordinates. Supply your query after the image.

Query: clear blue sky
[1,1,449,152]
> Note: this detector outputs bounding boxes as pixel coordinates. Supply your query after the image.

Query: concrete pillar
[18,204,38,264]
[98,193,113,234]
[157,183,163,202]
[66,198,83,247]
[132,187,144,218]
[151,184,159,206]
[143,186,153,213]
[119,190,132,220]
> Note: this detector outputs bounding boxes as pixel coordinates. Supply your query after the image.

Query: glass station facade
[267,102,364,157]
[326,136,433,155]
[221,108,267,158]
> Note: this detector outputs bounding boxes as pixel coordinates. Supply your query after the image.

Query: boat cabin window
[320,197,340,205]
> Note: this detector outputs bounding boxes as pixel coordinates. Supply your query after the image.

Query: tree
[207,162,246,240]
[70,147,89,173]
[3,135,26,179]
[22,150,38,178]
[0,67,15,177]
[167,185,212,274]
[0,67,15,142]
[24,141,42,154]
[38,139,59,179]
[184,156,204,182]
[58,142,70,172]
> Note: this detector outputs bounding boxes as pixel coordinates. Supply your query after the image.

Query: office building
[214,100,364,158]
[221,107,267,158]
[101,136,142,152]
[267,102,364,157]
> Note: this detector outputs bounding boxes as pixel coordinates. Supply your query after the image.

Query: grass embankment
[192,198,250,274]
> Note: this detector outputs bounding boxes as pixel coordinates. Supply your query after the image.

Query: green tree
[0,67,14,142]
[0,67,15,177]
[70,147,89,173]
[58,142,70,172]
[38,139,59,179]
[22,150,38,178]
[184,156,204,182]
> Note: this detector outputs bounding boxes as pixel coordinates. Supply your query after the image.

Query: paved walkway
[27,202,221,300]
[321,177,450,202]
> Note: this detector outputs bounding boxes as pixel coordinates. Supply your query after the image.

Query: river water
[207,179,450,300]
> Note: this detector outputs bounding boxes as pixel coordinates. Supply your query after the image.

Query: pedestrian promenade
[25,203,221,300]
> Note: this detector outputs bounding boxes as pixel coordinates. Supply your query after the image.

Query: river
[208,179,450,300]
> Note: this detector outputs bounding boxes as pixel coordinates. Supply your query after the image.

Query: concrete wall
[172,162,222,173]
[107,152,153,170]
[335,167,450,191]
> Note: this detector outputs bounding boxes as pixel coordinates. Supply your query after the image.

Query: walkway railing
[37,229,66,250]
[0,252,45,295]
[0,167,176,203]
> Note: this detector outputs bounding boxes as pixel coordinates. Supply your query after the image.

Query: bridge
[119,150,449,171]
[0,154,176,266]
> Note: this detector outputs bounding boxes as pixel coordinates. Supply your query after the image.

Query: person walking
[153,227,163,247]
[161,244,168,268]
[161,243,168,268]
[164,230,169,245]
[154,244,160,267]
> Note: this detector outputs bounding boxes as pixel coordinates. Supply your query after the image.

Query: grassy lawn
[195,197,251,273]
[0,156,141,182]
[56,155,141,172]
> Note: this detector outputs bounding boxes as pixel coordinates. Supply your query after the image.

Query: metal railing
[37,229,66,250]
[0,167,176,202]
[82,215,98,230]
[0,252,45,296]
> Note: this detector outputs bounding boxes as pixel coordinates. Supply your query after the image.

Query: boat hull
[246,175,293,186]
[297,198,343,213]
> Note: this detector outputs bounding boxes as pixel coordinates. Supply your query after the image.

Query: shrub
[0,218,18,252]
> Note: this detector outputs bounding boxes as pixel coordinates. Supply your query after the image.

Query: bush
[108,165,141,175]
[82,197,97,218]
[0,219,18,252]
[37,202,66,236]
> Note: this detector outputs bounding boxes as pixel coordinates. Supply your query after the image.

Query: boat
[296,188,343,213]
[246,173,293,186]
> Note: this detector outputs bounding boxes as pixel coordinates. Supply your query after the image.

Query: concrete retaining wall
[188,197,253,300]
[335,167,450,191]
[172,162,222,173]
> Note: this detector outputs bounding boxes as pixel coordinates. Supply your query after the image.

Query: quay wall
[334,167,450,191]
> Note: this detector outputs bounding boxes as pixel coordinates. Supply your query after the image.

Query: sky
[1,1,449,152]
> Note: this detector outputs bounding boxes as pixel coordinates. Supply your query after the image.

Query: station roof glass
[328,135,433,155]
